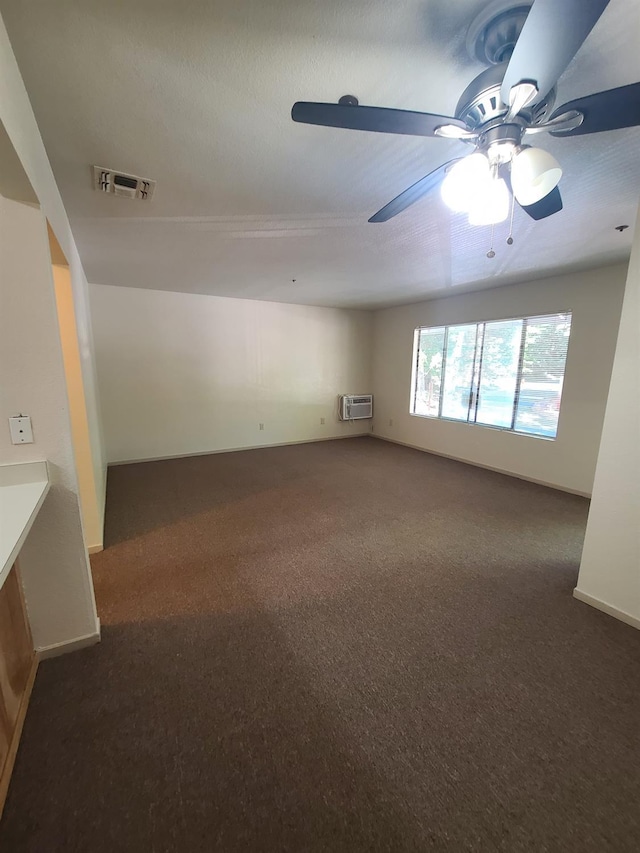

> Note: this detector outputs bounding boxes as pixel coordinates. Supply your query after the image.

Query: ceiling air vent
[92,166,156,200]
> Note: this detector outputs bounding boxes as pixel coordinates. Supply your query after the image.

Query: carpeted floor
[1,436,639,852]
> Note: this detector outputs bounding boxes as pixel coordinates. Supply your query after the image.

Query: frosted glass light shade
[468,177,510,226]
[440,153,491,212]
[511,147,562,206]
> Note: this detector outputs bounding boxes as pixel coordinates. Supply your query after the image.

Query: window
[411,312,572,439]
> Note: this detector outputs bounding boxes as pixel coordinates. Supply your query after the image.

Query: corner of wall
[37,618,101,660]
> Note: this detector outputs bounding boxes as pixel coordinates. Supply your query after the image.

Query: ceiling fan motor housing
[455,63,555,130]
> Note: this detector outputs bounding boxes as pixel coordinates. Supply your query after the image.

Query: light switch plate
[9,416,33,444]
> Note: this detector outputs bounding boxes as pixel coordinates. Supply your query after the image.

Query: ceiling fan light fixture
[440,152,491,213]
[468,176,510,225]
[511,146,562,206]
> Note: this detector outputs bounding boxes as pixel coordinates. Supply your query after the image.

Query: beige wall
[372,264,627,496]
[0,195,99,650]
[53,265,102,551]
[576,208,640,627]
[0,12,106,540]
[90,284,373,464]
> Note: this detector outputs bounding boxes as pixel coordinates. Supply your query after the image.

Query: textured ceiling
[1,0,639,308]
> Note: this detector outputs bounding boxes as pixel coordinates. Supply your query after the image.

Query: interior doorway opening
[47,224,102,552]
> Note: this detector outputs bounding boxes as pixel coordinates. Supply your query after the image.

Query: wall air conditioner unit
[339,394,373,421]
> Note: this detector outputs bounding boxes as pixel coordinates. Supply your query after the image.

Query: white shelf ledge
[0,461,49,590]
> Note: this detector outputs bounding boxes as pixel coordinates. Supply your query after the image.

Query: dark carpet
[2,436,639,852]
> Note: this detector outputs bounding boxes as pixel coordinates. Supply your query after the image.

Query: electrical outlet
[259,423,264,431]
[389,419,393,427]
[9,415,33,444]
[320,417,325,425]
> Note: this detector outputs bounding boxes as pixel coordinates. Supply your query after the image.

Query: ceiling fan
[291,0,640,230]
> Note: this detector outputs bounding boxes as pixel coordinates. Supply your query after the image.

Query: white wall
[0,12,107,540]
[575,208,640,628]
[90,284,373,464]
[0,195,99,650]
[372,264,627,496]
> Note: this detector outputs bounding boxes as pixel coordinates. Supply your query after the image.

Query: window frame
[409,310,572,441]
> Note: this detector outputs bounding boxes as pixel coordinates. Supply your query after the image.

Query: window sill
[408,412,556,441]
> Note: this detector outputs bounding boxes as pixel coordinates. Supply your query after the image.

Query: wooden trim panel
[0,562,37,817]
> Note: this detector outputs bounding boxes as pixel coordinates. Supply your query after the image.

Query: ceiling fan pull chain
[507,191,515,245]
[487,223,496,259]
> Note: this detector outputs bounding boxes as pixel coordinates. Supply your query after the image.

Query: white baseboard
[573,589,640,630]
[108,432,372,466]
[37,619,101,660]
[87,543,103,555]
[371,433,590,498]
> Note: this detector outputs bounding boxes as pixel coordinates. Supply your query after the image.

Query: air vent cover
[92,166,156,200]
